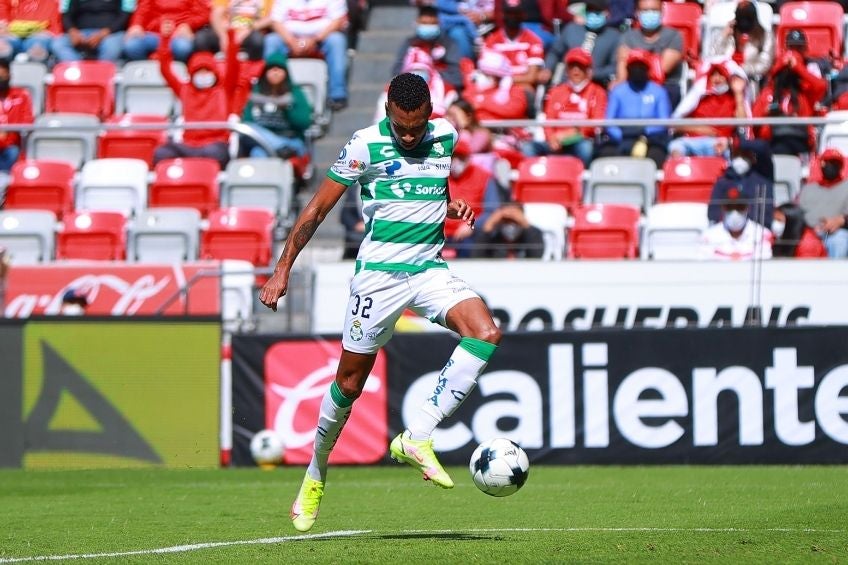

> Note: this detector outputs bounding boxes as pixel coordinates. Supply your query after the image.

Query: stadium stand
[522,202,569,261]
[26,113,100,170]
[46,61,117,120]
[115,60,188,117]
[567,204,641,259]
[76,158,149,218]
[512,155,584,210]
[98,114,169,166]
[641,202,710,260]
[818,111,848,154]
[200,207,275,266]
[775,1,844,62]
[221,157,295,220]
[585,157,658,210]
[148,158,221,218]
[0,209,57,264]
[773,154,803,206]
[657,156,727,203]
[287,58,332,135]
[661,1,702,68]
[56,211,127,261]
[128,207,202,263]
[3,160,76,220]
[10,60,47,116]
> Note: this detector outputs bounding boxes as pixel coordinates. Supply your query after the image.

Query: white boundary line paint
[0,530,371,563]
[1,527,844,562]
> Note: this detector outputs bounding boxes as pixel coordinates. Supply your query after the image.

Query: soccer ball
[469,438,530,497]
[250,429,285,469]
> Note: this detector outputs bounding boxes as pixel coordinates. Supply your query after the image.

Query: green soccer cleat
[290,474,324,532]
[389,432,454,489]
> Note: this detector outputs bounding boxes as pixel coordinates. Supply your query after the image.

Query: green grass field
[1,465,846,563]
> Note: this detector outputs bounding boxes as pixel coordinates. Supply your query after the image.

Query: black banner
[231,327,848,465]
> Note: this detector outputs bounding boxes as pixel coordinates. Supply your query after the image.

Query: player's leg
[391,271,501,488]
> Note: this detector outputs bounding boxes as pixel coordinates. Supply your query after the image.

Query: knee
[335,373,365,400]
[471,324,502,346]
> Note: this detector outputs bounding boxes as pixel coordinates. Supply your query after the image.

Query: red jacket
[445,163,492,238]
[494,0,570,31]
[159,31,243,146]
[0,88,33,150]
[543,81,607,141]
[0,0,62,34]
[131,0,210,33]
[465,83,528,121]
[752,85,816,149]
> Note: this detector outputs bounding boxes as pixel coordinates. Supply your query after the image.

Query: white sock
[407,337,498,440]
[306,381,353,482]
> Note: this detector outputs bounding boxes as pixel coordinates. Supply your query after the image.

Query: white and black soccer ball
[469,438,530,497]
[250,429,285,469]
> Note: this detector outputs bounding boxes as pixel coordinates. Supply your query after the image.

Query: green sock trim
[459,337,498,362]
[330,381,354,408]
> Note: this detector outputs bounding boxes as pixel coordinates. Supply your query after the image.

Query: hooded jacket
[241,53,312,139]
[707,140,774,224]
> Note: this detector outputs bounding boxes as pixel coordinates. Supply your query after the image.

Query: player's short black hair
[387,72,431,112]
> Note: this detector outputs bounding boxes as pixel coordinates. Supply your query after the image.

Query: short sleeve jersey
[328,117,458,273]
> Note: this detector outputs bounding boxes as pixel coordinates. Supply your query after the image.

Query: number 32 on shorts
[351,294,373,318]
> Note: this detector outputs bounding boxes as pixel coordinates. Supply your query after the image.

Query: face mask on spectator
[731,156,751,176]
[192,71,216,89]
[586,12,607,31]
[638,10,661,32]
[724,209,748,232]
[712,83,729,95]
[416,24,441,41]
[771,219,785,238]
[822,161,841,182]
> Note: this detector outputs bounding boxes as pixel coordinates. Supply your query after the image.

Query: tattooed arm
[259,178,348,311]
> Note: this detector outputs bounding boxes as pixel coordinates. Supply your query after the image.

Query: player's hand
[259,271,289,312]
[447,199,475,227]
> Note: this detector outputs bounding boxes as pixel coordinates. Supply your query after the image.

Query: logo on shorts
[350,319,363,341]
[365,327,387,341]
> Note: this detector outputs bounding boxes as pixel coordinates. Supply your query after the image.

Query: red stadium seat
[3,160,76,219]
[568,204,641,259]
[56,211,126,260]
[657,156,727,203]
[98,114,168,167]
[200,207,275,266]
[148,158,221,218]
[46,61,116,119]
[512,156,584,210]
[776,1,844,61]
[662,1,703,66]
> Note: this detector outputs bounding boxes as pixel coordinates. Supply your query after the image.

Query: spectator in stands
[544,0,621,88]
[524,47,606,165]
[460,0,495,37]
[463,48,529,120]
[708,139,773,224]
[772,202,826,258]
[52,0,131,62]
[798,148,848,258]
[444,137,502,257]
[264,0,349,112]
[340,185,364,260]
[493,0,569,51]
[669,57,749,159]
[483,0,544,91]
[347,0,369,51]
[240,53,312,160]
[124,0,209,62]
[393,5,464,94]
[421,0,477,60]
[397,47,458,118]
[752,30,825,158]
[0,60,32,172]
[59,288,89,316]
[706,0,773,85]
[607,0,634,29]
[0,0,60,63]
[616,0,683,107]
[472,200,544,258]
[153,29,245,168]
[699,184,772,261]
[445,98,495,172]
[193,0,273,62]
[598,49,670,167]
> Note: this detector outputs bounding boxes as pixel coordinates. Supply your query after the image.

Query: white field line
[1,526,843,563]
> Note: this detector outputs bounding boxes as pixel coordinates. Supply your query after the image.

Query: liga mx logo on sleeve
[264,340,388,464]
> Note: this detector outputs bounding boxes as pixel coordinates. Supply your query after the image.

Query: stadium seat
[76,158,149,217]
[657,156,727,203]
[221,259,257,332]
[773,154,802,207]
[287,58,330,132]
[568,204,641,259]
[148,158,221,218]
[585,157,657,210]
[641,202,709,260]
[703,2,774,65]
[10,60,47,115]
[0,209,56,264]
[97,114,169,167]
[56,211,126,261]
[3,160,76,219]
[221,157,294,219]
[200,207,275,266]
[128,207,201,263]
[818,112,848,155]
[662,1,703,66]
[522,202,568,260]
[115,60,188,116]
[26,113,100,169]
[512,156,584,210]
[775,1,844,61]
[46,61,116,119]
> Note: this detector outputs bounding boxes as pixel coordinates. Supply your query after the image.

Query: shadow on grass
[367,533,502,541]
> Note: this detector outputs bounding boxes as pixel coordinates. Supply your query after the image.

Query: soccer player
[259,73,502,532]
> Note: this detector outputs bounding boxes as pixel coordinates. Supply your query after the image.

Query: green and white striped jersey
[328,117,458,273]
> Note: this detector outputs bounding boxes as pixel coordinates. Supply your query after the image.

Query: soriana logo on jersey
[264,340,387,464]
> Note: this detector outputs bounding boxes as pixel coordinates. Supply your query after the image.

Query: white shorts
[341,268,481,354]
